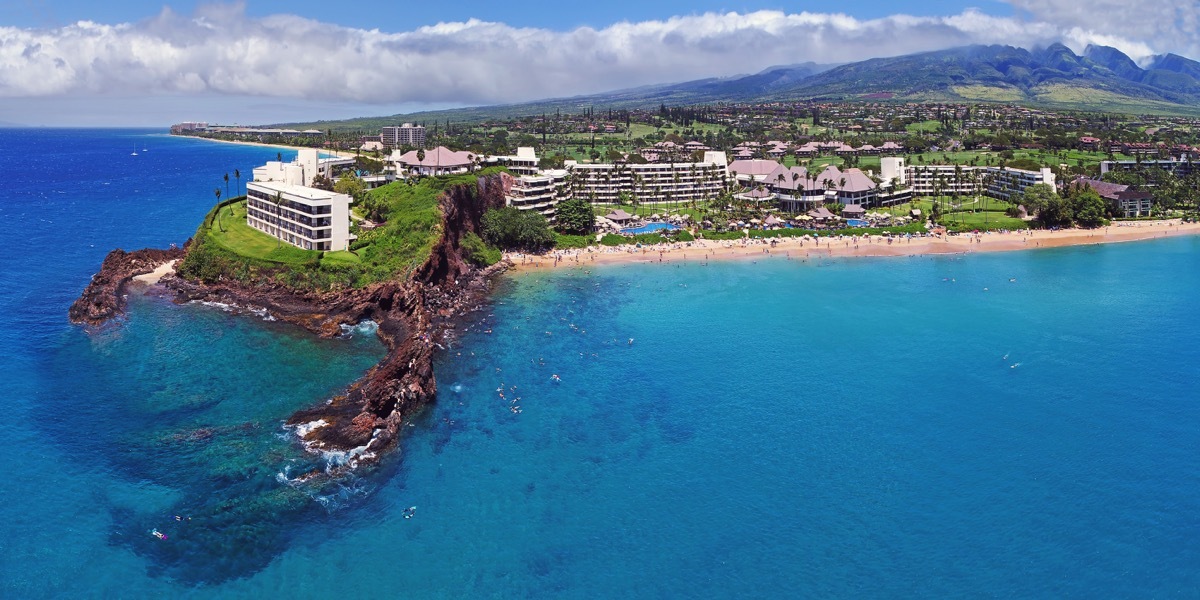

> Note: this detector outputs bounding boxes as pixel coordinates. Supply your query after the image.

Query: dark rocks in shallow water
[69,246,187,326]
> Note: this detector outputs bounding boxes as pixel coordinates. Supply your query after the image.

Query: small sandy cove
[131,260,178,284]
[508,219,1200,271]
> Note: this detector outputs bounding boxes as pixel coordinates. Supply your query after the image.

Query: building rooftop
[248,180,342,202]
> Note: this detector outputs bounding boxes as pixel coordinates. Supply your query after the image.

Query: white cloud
[1004,0,1200,63]
[0,3,1191,111]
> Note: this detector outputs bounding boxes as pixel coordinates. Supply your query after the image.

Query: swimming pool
[846,219,869,228]
[621,222,681,235]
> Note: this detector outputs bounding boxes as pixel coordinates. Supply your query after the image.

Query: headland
[71,171,516,474]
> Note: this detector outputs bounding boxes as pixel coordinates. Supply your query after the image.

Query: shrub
[461,231,502,266]
[554,233,592,249]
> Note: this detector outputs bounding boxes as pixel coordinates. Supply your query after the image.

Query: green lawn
[207,201,318,265]
[880,197,1029,231]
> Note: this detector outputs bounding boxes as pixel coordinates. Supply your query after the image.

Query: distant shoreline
[172,134,355,157]
[507,220,1200,271]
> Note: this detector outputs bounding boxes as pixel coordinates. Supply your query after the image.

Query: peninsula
[72,168,516,471]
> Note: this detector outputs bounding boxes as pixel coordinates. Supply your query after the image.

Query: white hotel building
[245,181,354,252]
[507,169,571,222]
[882,157,1057,201]
[565,151,729,205]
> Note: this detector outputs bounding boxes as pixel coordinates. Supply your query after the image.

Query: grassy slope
[178,171,501,291]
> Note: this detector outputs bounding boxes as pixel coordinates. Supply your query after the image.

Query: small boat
[131,149,138,156]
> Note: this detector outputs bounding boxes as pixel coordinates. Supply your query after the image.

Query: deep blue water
[2,129,1199,597]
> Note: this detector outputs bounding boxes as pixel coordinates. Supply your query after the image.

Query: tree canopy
[481,207,554,251]
[554,198,596,235]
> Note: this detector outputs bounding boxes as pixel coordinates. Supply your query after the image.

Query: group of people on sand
[504,219,1200,269]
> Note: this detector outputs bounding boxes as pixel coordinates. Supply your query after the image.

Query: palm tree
[224,173,230,199]
[234,169,241,197]
[214,188,224,232]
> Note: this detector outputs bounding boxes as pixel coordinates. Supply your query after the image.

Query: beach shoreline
[506,219,1200,271]
[172,134,356,157]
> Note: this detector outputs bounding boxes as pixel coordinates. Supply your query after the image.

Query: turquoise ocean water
[1,129,1198,597]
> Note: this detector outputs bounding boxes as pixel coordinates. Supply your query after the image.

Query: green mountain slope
[278,45,1200,129]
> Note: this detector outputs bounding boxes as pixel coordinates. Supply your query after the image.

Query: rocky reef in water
[71,172,515,469]
[69,246,188,326]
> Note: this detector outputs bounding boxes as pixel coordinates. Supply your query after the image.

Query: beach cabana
[842,205,866,218]
[764,215,782,227]
[807,207,836,221]
[605,209,634,223]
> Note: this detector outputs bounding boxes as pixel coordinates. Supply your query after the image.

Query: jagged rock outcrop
[69,246,188,326]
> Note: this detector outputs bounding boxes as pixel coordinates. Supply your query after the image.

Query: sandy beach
[180,135,355,157]
[507,219,1200,271]
[131,260,177,284]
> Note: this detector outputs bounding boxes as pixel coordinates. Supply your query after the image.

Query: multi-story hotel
[564,151,729,205]
[381,124,426,148]
[891,160,1057,201]
[245,181,354,252]
[506,169,571,222]
[1100,158,1199,178]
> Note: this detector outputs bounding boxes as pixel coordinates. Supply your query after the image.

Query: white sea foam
[190,300,276,321]
[292,419,328,438]
[339,320,379,338]
[311,429,383,472]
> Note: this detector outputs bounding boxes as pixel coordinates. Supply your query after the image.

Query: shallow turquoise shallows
[2,129,1199,597]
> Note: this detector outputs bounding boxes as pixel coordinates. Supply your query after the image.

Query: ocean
[1,129,1198,597]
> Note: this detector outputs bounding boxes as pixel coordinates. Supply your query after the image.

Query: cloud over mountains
[0,1,1193,106]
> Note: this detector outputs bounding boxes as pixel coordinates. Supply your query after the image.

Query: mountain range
[282,44,1200,129]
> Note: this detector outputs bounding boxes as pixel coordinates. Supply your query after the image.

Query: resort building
[1100,158,1199,179]
[565,152,729,205]
[727,159,783,184]
[392,146,478,176]
[381,124,426,148]
[506,169,571,221]
[902,162,1056,201]
[245,181,354,252]
[771,165,910,212]
[1072,178,1154,218]
[492,147,541,176]
[252,149,355,188]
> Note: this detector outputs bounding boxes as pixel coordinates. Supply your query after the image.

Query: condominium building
[1100,158,1199,178]
[252,148,355,188]
[506,169,571,221]
[381,123,426,148]
[903,163,1056,201]
[245,181,354,252]
[565,151,729,205]
[494,147,541,176]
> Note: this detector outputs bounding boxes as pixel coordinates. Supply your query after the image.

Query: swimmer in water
[628,338,634,345]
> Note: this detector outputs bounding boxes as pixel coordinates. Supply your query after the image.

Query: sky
[0,0,1197,126]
